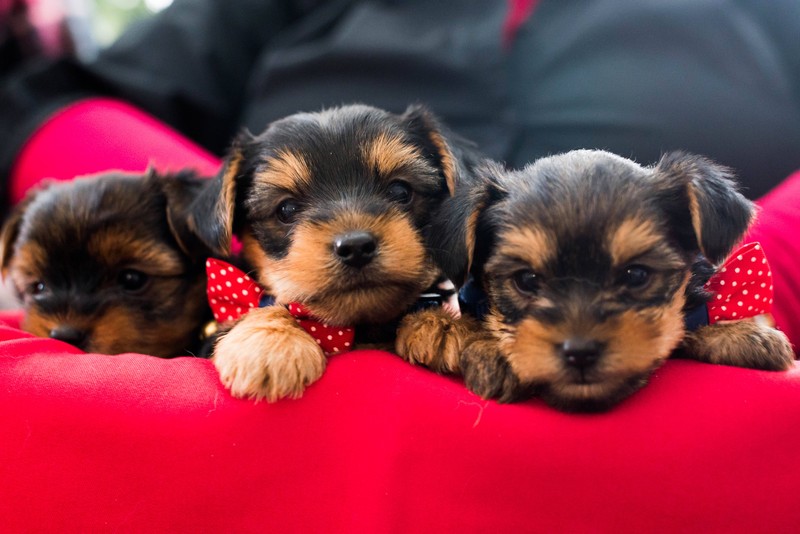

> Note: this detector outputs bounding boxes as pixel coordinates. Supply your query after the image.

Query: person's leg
[9,98,221,204]
[745,170,800,352]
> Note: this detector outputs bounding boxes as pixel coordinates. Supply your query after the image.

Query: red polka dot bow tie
[705,242,773,324]
[205,258,355,355]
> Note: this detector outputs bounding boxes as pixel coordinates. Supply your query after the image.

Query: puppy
[187,104,482,401]
[458,150,794,411]
[0,170,212,357]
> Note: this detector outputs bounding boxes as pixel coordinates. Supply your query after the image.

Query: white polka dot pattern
[206,258,264,323]
[206,258,355,355]
[705,242,773,323]
[287,302,355,356]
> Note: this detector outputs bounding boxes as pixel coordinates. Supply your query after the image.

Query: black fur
[0,171,213,357]
[462,149,762,411]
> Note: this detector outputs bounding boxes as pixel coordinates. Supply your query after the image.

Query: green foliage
[91,0,171,45]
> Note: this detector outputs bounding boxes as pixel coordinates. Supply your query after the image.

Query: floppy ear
[468,160,509,285]
[0,187,44,278]
[425,159,507,287]
[154,168,216,258]
[654,151,755,265]
[400,104,461,196]
[173,131,251,257]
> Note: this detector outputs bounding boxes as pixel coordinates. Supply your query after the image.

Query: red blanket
[1,319,799,532]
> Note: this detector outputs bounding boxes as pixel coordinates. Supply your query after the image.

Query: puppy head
[192,104,465,325]
[0,170,211,357]
[474,150,754,411]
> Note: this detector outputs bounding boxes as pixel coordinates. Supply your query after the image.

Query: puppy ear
[425,159,507,286]
[0,202,27,277]
[400,104,460,196]
[184,131,251,256]
[469,160,509,282]
[0,186,45,277]
[654,151,755,264]
[154,168,215,258]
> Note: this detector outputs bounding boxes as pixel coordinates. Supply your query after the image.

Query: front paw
[682,320,795,371]
[395,308,480,373]
[460,339,522,403]
[213,306,327,401]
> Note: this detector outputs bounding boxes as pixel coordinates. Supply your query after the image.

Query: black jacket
[2,0,800,207]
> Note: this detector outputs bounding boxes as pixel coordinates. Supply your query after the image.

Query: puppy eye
[277,199,302,224]
[118,269,149,292]
[620,265,651,289]
[28,281,46,296]
[512,269,539,295]
[386,181,413,204]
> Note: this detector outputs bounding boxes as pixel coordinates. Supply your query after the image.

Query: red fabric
[9,98,221,204]
[705,242,773,323]
[206,258,264,322]
[745,169,800,350]
[503,0,540,48]
[3,100,800,531]
[1,334,799,532]
[206,258,355,355]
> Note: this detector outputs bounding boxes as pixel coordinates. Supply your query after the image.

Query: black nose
[333,231,377,268]
[49,326,87,348]
[559,338,602,369]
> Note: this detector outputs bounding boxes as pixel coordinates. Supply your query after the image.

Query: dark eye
[512,269,539,295]
[386,181,413,204]
[29,281,46,296]
[118,269,149,292]
[620,265,651,289]
[277,199,302,224]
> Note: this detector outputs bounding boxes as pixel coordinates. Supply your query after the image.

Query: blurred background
[2,0,167,70]
[86,0,171,46]
[1,0,162,308]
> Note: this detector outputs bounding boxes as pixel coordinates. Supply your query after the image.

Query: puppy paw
[460,339,522,402]
[213,306,327,401]
[682,320,795,371]
[395,308,480,373]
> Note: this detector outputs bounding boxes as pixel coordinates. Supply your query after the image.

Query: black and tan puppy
[0,170,212,357]
[188,104,481,401]
[459,150,794,411]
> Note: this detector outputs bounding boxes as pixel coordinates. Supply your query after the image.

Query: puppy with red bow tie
[456,151,794,411]
[187,104,482,401]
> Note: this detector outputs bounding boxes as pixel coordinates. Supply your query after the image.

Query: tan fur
[395,308,482,373]
[88,232,185,276]
[6,242,47,285]
[465,207,481,273]
[608,218,662,267]
[20,273,207,358]
[461,336,521,402]
[425,129,457,195]
[495,227,556,273]
[254,150,312,192]
[364,133,423,178]
[241,211,432,325]
[485,276,689,404]
[687,186,704,260]
[194,149,241,254]
[682,320,794,371]
[212,306,326,401]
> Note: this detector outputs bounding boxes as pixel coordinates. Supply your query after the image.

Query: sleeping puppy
[0,170,212,357]
[459,150,794,411]
[188,103,482,401]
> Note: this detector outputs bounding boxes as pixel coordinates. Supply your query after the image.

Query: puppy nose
[333,231,377,268]
[559,338,602,369]
[49,326,87,348]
